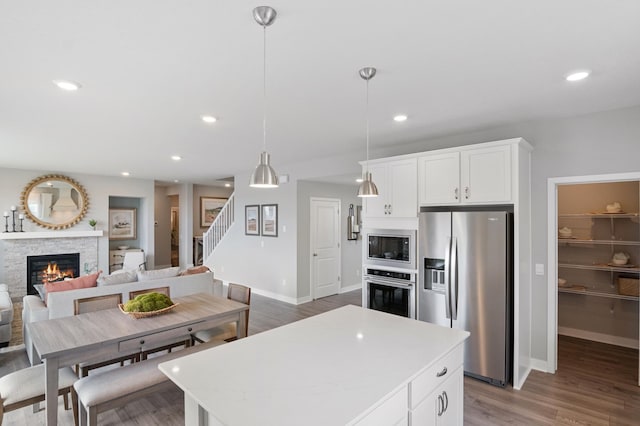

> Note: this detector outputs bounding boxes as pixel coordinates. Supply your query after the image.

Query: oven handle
[365,277,414,290]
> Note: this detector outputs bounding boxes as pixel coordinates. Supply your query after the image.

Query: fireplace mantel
[0,230,104,240]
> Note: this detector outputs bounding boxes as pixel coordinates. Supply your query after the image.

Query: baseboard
[340,283,361,294]
[250,287,299,305]
[529,357,549,373]
[296,295,312,304]
[155,263,172,270]
[558,326,639,349]
[513,365,532,390]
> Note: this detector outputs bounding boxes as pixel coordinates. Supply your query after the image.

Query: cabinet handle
[442,390,449,413]
[139,339,145,345]
[436,366,448,377]
[464,186,470,199]
[437,394,444,416]
[454,188,459,200]
[188,327,193,332]
[388,204,392,214]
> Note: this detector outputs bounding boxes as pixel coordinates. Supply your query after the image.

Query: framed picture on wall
[200,197,228,228]
[261,204,278,237]
[108,208,137,240]
[245,205,260,236]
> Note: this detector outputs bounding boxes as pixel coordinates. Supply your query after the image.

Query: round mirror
[20,175,89,230]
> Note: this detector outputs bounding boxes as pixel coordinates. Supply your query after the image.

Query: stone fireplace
[1,232,100,299]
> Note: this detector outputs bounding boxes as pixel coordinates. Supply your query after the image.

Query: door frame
[546,171,640,374]
[309,197,342,300]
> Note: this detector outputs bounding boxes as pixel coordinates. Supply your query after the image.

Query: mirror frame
[20,174,90,230]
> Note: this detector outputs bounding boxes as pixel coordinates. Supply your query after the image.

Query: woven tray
[118,303,179,319]
[617,277,639,297]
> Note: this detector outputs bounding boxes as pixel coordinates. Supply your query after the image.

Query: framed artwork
[109,208,137,240]
[245,205,260,236]
[200,197,228,227]
[261,204,278,237]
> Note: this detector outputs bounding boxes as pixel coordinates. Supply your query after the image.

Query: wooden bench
[73,340,224,426]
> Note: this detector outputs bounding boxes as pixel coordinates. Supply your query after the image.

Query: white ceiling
[1,1,639,185]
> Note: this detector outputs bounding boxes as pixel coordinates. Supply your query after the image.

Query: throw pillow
[33,284,47,302]
[179,265,211,276]
[97,270,138,286]
[136,267,180,282]
[44,271,102,302]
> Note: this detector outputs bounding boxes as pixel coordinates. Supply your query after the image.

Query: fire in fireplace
[26,253,80,295]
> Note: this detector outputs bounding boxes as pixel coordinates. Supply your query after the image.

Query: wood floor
[1,290,638,425]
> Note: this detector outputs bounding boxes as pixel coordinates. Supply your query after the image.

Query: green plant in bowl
[124,293,174,313]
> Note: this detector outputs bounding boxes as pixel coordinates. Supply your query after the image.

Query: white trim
[529,357,549,373]
[558,327,639,349]
[547,171,640,375]
[339,283,361,294]
[250,287,300,306]
[0,230,103,239]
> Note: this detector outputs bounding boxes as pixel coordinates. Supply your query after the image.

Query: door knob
[313,253,318,257]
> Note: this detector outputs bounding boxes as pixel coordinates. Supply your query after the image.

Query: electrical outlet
[535,264,545,276]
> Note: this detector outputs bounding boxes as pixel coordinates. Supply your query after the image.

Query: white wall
[0,167,155,283]
[372,104,640,364]
[296,181,363,299]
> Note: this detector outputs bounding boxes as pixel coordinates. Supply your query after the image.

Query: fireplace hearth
[26,253,80,295]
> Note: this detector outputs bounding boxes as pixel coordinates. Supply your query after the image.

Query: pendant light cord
[262,25,267,153]
[365,77,370,174]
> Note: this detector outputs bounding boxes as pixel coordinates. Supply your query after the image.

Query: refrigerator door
[452,211,508,385]
[418,212,451,327]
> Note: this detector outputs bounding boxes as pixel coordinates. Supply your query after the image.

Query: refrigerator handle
[443,237,452,319]
[450,237,458,320]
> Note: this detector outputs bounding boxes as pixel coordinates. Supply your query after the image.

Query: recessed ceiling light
[224,183,231,187]
[174,179,179,183]
[53,80,81,91]
[121,172,130,177]
[356,178,364,183]
[566,71,590,82]
[171,155,182,161]
[393,114,408,122]
[201,115,217,123]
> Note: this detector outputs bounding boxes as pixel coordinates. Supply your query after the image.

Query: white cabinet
[419,144,512,205]
[364,158,417,218]
[410,366,463,426]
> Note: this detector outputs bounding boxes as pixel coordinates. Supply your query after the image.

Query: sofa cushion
[137,267,179,282]
[179,265,211,276]
[97,270,138,286]
[44,271,101,302]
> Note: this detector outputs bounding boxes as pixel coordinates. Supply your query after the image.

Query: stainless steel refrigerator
[418,209,512,386]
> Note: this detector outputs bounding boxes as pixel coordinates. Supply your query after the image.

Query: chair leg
[80,401,87,426]
[72,388,79,426]
[64,392,69,410]
[88,406,98,426]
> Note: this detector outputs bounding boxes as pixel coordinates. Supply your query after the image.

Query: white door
[460,145,511,203]
[388,158,418,217]
[363,163,388,218]
[310,198,341,299]
[418,152,461,205]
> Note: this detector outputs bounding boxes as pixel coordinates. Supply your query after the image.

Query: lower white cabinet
[410,366,463,426]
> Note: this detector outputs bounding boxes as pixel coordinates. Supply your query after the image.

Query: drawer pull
[188,327,193,332]
[436,366,447,377]
[139,339,145,345]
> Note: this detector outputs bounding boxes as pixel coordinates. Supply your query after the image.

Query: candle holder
[3,216,8,233]
[11,210,16,232]
[19,217,24,232]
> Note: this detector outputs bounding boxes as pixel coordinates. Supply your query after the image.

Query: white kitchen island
[159,305,469,425]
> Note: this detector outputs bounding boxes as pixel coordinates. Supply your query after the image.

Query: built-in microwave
[365,229,416,269]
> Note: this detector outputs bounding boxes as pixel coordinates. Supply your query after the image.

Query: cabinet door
[410,367,463,426]
[388,158,418,217]
[418,152,460,205]
[460,145,511,203]
[362,163,388,218]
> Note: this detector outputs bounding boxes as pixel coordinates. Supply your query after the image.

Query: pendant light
[357,67,379,198]
[250,6,279,188]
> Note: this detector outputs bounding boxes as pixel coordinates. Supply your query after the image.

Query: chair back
[74,294,122,315]
[129,286,170,300]
[123,251,146,271]
[228,283,251,337]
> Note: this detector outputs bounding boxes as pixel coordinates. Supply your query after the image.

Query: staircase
[203,193,234,261]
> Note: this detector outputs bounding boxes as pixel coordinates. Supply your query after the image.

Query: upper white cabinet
[419,143,512,206]
[363,158,417,218]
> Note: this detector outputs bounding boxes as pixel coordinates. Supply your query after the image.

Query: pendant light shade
[250,151,279,188]
[357,66,379,198]
[250,6,279,188]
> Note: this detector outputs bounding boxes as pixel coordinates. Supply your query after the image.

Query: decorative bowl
[118,303,178,319]
[558,227,572,238]
[118,245,130,250]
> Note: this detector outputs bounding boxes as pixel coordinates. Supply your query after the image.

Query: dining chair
[192,283,251,344]
[73,294,139,377]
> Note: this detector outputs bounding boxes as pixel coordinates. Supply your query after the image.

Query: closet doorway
[170,197,179,267]
[547,172,640,385]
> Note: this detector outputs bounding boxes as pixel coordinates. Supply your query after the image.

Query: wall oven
[364,267,416,319]
[365,229,416,269]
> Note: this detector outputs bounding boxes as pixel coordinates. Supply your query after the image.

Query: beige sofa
[22,272,222,365]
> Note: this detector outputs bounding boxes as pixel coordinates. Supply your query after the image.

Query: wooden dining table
[26,292,249,426]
